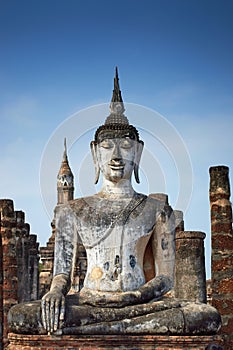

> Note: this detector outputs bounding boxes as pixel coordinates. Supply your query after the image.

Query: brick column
[175,231,207,303]
[209,166,233,342]
[15,211,30,303]
[28,234,39,301]
[0,200,18,347]
[0,215,3,350]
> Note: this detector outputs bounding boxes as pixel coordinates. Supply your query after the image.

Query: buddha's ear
[134,141,144,184]
[90,141,100,184]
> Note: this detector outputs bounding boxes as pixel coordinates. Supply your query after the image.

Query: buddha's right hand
[41,290,65,334]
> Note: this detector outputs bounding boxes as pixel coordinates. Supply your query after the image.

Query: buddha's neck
[100,178,135,198]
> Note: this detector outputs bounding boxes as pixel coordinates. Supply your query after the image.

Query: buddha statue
[8,68,221,336]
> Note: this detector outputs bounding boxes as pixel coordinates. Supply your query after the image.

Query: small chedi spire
[57,138,74,204]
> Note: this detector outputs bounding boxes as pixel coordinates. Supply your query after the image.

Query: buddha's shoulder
[148,193,168,205]
[147,193,174,220]
[54,198,84,215]
[145,193,168,206]
[55,197,95,212]
[54,193,169,214]
[55,195,110,215]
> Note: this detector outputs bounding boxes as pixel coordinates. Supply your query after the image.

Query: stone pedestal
[6,333,225,350]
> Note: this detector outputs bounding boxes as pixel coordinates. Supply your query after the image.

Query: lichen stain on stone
[129,255,136,269]
[90,267,103,280]
[161,237,168,250]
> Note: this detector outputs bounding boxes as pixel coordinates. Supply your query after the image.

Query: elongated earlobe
[134,164,140,184]
[134,141,144,184]
[90,141,100,184]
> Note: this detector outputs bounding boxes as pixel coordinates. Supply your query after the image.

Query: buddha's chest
[73,196,156,249]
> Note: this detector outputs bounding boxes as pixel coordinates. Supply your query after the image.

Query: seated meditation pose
[8,69,221,335]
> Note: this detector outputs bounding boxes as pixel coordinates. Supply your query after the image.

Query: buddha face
[91,132,144,185]
[96,137,136,183]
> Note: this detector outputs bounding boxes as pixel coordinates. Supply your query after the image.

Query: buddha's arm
[151,204,176,290]
[41,204,77,334]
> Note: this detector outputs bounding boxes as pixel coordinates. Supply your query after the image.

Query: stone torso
[54,193,162,292]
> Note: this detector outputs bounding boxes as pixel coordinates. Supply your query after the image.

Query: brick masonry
[6,333,225,350]
[209,166,233,349]
[0,200,40,349]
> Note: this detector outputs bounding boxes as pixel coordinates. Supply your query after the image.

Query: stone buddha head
[91,68,144,185]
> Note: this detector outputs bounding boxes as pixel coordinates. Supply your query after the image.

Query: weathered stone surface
[181,303,221,335]
[175,231,207,303]
[173,209,184,233]
[7,296,221,336]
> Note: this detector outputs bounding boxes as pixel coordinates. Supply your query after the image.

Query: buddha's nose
[112,144,122,162]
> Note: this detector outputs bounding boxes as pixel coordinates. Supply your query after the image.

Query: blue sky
[0,0,233,278]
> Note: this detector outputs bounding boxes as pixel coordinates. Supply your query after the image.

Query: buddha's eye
[100,140,114,149]
[120,138,133,149]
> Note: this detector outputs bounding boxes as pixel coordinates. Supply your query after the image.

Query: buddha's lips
[109,162,125,170]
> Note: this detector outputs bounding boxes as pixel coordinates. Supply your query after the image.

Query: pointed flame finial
[62,137,68,162]
[112,67,122,101]
[109,66,125,115]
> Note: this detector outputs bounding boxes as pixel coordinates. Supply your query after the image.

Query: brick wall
[6,333,225,350]
[209,166,233,348]
[0,200,40,349]
[0,200,18,347]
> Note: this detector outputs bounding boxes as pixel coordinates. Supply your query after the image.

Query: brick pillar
[22,225,30,302]
[0,200,18,347]
[28,234,39,301]
[175,231,207,303]
[0,215,3,350]
[209,166,233,342]
[15,211,30,303]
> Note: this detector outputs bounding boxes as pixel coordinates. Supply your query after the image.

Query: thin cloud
[0,137,41,197]
[155,84,199,107]
[1,96,40,129]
